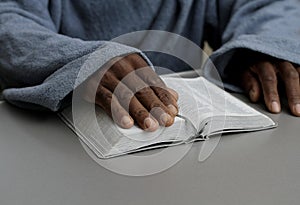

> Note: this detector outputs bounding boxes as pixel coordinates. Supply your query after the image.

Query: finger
[114,84,160,131]
[95,85,134,129]
[122,73,175,126]
[240,69,261,102]
[277,62,300,116]
[150,86,178,116]
[100,71,160,131]
[167,88,179,101]
[134,68,179,115]
[113,54,179,116]
[251,62,281,113]
[128,54,178,102]
[129,97,159,132]
[108,54,140,79]
[127,53,150,68]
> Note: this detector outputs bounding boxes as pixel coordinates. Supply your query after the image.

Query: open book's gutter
[177,114,208,144]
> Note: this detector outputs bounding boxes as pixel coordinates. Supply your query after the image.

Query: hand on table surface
[83,54,179,132]
[237,53,300,117]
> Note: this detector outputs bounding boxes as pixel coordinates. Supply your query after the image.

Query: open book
[59,76,277,158]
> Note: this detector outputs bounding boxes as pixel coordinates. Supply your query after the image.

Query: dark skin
[84,54,179,132]
[229,50,300,117]
[84,52,300,132]
[240,60,300,116]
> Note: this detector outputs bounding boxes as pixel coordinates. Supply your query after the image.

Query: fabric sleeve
[203,0,300,91]
[0,0,148,111]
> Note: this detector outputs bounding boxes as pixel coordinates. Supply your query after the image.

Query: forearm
[203,0,300,90]
[0,1,146,111]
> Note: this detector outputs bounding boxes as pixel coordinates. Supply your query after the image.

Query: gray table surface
[0,95,300,205]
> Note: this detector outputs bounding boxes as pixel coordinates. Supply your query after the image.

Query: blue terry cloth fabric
[203,0,300,91]
[0,0,300,111]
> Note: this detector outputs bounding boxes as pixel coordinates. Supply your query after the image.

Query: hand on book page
[60,76,276,159]
[82,53,179,132]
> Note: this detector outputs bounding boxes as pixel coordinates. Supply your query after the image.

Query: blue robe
[1,0,300,111]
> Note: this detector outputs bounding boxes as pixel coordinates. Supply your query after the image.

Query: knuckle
[126,53,140,62]
[118,88,134,103]
[97,89,112,101]
[135,87,154,97]
[111,61,132,76]
[280,61,293,68]
[156,90,172,102]
[101,71,115,84]
[149,102,163,109]
[129,54,148,66]
[288,93,300,103]
[112,61,124,72]
[262,75,277,83]
[285,70,299,80]
[148,77,165,86]
[132,108,148,118]
[268,92,279,101]
[100,72,118,87]
[102,91,113,100]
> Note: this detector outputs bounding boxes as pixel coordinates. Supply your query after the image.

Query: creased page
[161,76,216,129]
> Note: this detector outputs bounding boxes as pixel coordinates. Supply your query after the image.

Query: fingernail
[168,105,178,115]
[144,117,157,130]
[294,104,300,114]
[271,101,280,113]
[160,113,172,125]
[121,116,133,128]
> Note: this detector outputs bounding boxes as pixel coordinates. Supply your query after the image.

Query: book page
[60,104,123,157]
[61,76,276,158]
[161,76,276,136]
[200,78,276,132]
[161,76,214,129]
[61,100,196,158]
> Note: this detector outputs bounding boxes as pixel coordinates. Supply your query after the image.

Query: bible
[59,76,276,158]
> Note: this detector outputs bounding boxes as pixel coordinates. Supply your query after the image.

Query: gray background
[0,93,300,205]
